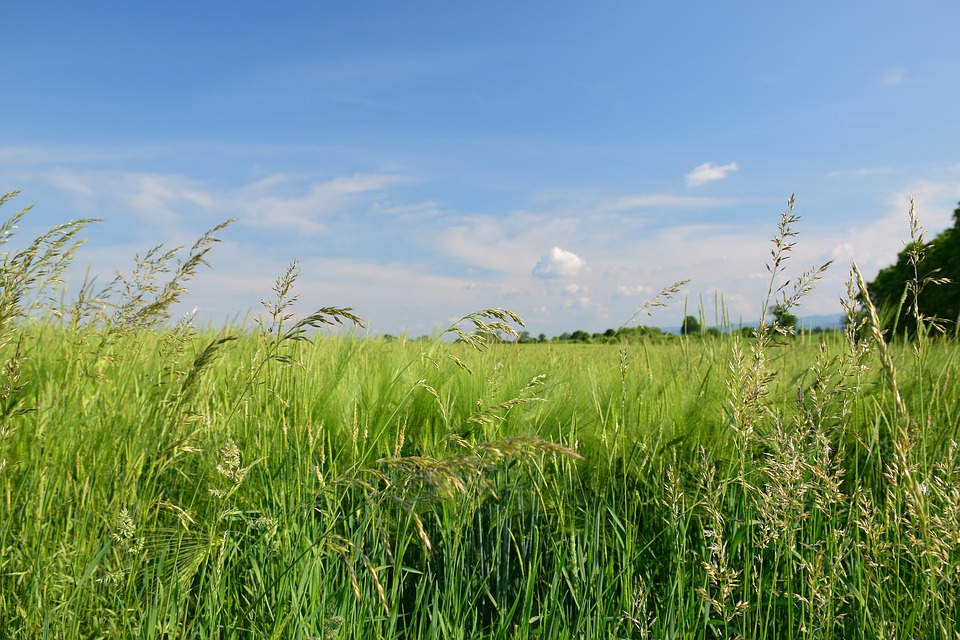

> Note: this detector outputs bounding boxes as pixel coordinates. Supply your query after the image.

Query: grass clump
[2,190,960,638]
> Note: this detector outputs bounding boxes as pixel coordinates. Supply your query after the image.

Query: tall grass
[2,189,960,638]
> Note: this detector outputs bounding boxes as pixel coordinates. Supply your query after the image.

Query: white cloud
[563,296,592,310]
[43,170,215,229]
[532,247,585,278]
[614,284,654,298]
[35,167,413,236]
[686,162,739,187]
[236,172,412,233]
[831,242,855,262]
[437,214,539,274]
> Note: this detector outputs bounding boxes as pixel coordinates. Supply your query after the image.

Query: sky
[3,1,960,337]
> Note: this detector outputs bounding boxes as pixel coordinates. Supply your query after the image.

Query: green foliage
[681,314,701,335]
[0,191,98,475]
[865,200,960,337]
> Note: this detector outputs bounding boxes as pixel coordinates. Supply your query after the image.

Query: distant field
[3,320,960,639]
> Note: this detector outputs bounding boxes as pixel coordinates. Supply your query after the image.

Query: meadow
[2,190,960,639]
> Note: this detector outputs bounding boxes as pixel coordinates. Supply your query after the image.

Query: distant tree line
[388,320,840,346]
[515,325,666,344]
[520,320,839,345]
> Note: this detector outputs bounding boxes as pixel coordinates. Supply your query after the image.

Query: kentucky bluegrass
[3,190,960,638]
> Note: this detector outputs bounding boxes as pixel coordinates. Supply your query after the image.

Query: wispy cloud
[532,247,585,278]
[686,162,739,187]
[602,194,738,211]
[44,170,215,228]
[370,199,444,220]
[22,167,413,236]
[236,172,412,234]
[827,167,895,179]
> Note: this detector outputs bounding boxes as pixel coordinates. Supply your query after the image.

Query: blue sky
[3,1,960,336]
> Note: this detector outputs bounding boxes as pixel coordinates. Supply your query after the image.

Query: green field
[3,194,960,638]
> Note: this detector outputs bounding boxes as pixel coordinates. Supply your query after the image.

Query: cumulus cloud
[686,162,739,187]
[532,247,585,278]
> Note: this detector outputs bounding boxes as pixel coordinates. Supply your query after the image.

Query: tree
[681,315,701,335]
[769,304,797,334]
[865,201,960,336]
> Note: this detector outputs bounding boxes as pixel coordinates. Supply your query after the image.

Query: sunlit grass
[3,190,960,638]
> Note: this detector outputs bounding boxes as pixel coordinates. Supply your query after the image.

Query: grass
[2,189,960,638]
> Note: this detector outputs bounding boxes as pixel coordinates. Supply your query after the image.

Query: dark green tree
[769,304,798,334]
[680,315,701,335]
[865,201,960,336]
